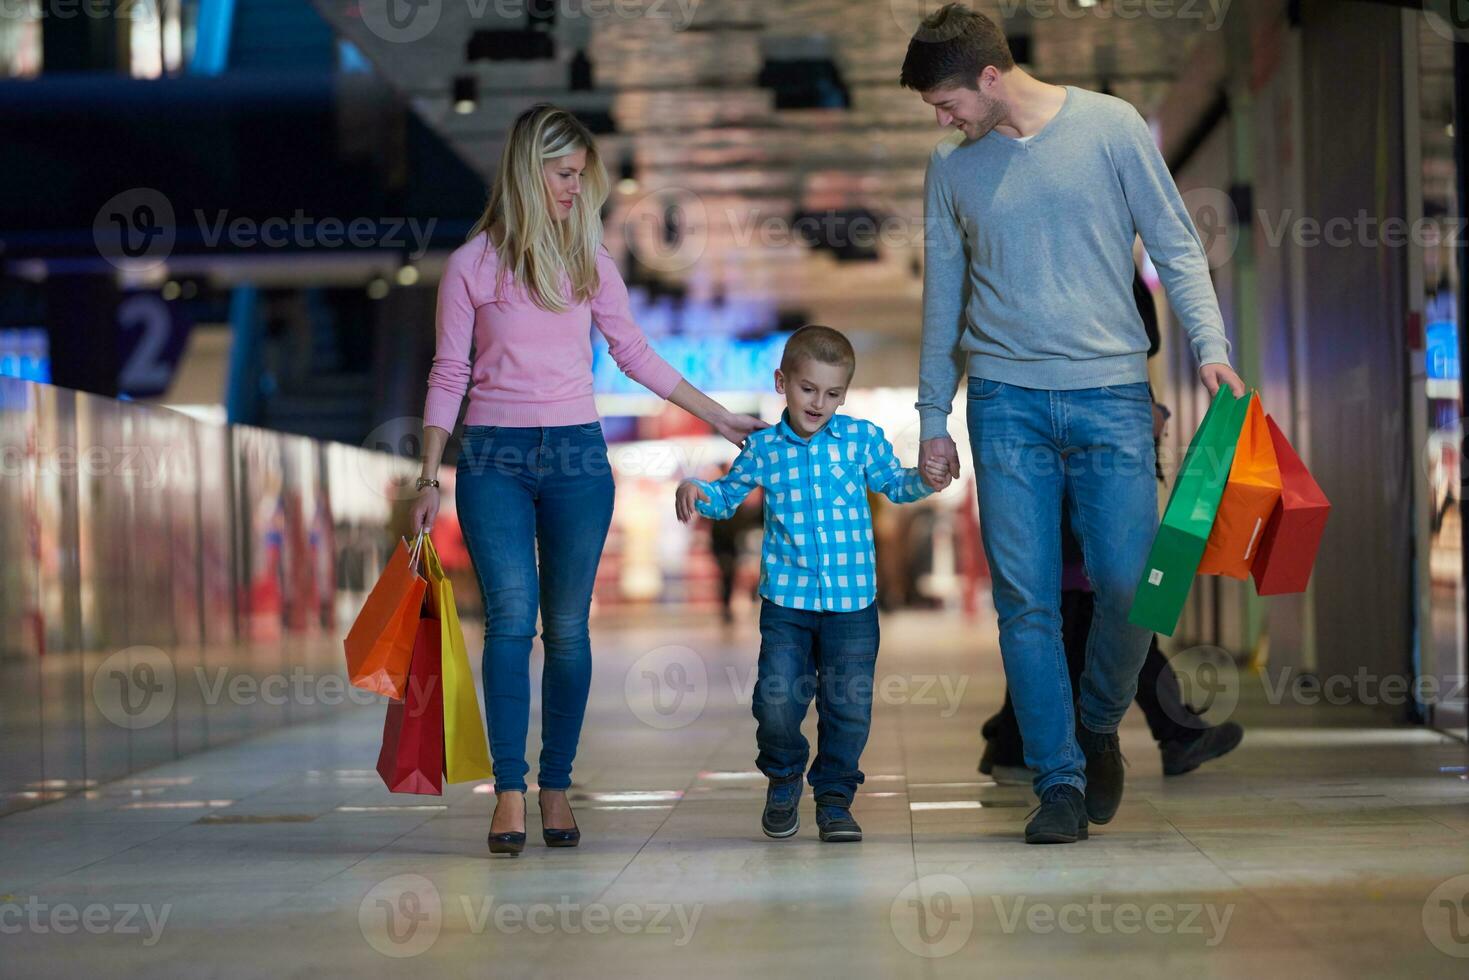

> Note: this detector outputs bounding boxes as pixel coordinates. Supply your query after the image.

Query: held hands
[919,435,961,491]
[1200,363,1247,399]
[675,481,710,523]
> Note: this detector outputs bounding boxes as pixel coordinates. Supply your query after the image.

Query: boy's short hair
[899,3,1014,92]
[780,324,856,381]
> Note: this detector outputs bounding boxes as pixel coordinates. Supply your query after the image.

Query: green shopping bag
[1129,386,1250,636]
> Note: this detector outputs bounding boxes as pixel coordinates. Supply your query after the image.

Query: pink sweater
[423,234,683,431]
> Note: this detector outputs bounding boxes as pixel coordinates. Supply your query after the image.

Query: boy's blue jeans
[754,598,879,807]
[965,377,1159,797]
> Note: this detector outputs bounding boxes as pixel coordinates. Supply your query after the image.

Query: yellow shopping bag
[421,536,494,784]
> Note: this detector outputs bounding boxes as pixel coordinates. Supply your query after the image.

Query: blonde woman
[409,104,764,855]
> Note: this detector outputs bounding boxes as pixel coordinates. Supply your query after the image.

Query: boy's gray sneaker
[762,778,802,838]
[815,799,862,843]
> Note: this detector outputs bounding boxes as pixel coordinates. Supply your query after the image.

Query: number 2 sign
[117,293,192,399]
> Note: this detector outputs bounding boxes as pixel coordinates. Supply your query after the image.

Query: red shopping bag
[376,616,445,795]
[345,534,428,699]
[1250,415,1331,595]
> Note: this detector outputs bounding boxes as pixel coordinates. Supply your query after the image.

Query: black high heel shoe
[538,791,580,848]
[487,793,527,856]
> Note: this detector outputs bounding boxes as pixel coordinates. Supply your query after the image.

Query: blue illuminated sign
[0,328,50,384]
[1427,320,1459,382]
[593,333,790,395]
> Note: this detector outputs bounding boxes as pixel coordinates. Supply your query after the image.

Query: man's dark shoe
[1024,785,1088,845]
[1077,725,1126,825]
[762,778,802,839]
[815,799,862,843]
[978,740,1038,786]
[1160,721,1243,776]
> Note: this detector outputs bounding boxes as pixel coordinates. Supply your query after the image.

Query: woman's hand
[675,481,709,523]
[666,381,767,448]
[409,486,440,535]
[713,410,768,448]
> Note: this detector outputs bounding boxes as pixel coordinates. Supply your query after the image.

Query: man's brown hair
[780,324,856,380]
[899,3,1015,92]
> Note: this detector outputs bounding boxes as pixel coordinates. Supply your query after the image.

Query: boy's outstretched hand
[676,481,710,524]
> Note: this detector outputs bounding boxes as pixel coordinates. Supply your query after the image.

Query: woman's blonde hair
[468,104,609,312]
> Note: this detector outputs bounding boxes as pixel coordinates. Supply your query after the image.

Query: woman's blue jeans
[455,422,615,794]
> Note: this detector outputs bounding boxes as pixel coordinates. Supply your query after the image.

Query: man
[901,4,1246,845]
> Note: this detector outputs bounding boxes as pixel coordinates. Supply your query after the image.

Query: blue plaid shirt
[693,411,933,612]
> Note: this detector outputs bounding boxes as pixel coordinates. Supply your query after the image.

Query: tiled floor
[2,609,1467,978]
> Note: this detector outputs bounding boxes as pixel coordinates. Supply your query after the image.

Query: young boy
[676,325,933,842]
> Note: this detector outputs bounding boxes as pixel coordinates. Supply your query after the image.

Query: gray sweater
[916,85,1232,441]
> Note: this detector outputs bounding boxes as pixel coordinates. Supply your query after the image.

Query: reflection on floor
[2,609,1467,978]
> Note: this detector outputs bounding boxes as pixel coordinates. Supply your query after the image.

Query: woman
[409,104,763,855]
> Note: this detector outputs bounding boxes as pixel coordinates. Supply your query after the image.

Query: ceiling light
[453,75,477,115]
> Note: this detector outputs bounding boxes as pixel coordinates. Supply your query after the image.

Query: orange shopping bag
[1198,391,1282,579]
[344,532,428,699]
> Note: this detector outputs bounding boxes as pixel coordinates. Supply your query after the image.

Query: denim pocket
[1099,382,1152,402]
[574,421,603,435]
[456,426,500,474]
[823,609,880,663]
[825,639,879,664]
[968,377,1005,400]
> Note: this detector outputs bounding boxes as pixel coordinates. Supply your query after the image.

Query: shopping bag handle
[406,528,427,574]
[419,533,442,578]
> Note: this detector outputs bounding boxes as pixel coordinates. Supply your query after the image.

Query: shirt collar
[776,410,843,445]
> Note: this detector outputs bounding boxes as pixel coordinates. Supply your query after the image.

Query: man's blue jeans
[455,423,615,794]
[754,598,879,806]
[965,378,1159,796]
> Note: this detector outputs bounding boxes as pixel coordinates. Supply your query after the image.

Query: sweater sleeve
[423,246,479,433]
[1112,107,1232,370]
[916,150,972,441]
[591,248,683,399]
